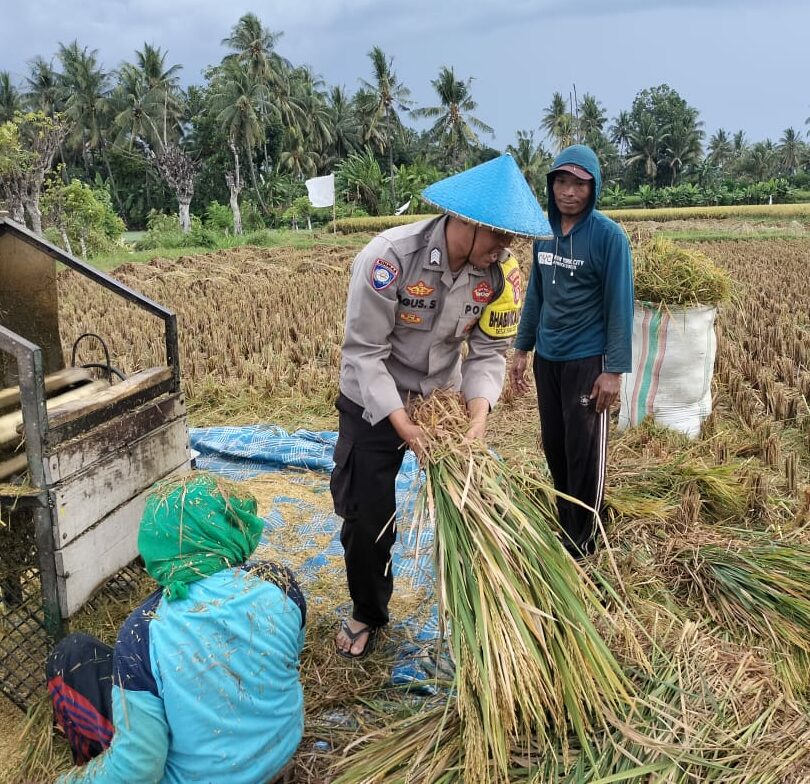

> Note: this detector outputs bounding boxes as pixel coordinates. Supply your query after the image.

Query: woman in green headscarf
[47,473,307,784]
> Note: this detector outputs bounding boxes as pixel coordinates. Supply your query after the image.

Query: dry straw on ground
[5,233,810,782]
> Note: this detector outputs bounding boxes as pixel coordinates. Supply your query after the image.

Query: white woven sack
[618,302,717,438]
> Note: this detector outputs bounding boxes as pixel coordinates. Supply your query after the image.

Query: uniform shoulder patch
[370,258,399,290]
[429,248,442,266]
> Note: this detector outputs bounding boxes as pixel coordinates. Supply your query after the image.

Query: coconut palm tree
[222,13,292,173]
[360,46,412,202]
[664,113,703,185]
[739,141,777,182]
[25,58,61,116]
[56,41,112,176]
[578,93,607,144]
[288,66,332,169]
[326,86,360,164]
[778,127,803,177]
[626,113,669,183]
[610,110,632,155]
[221,13,287,85]
[0,72,22,123]
[413,66,493,169]
[353,87,386,153]
[541,92,574,152]
[113,44,184,150]
[707,129,733,170]
[505,130,551,196]
[278,127,320,179]
[209,59,268,207]
[732,130,748,159]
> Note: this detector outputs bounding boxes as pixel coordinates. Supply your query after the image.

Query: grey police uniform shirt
[340,215,512,426]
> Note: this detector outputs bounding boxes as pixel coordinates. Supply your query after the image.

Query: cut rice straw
[412,392,638,780]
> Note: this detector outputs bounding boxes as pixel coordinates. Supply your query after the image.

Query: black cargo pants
[533,354,609,556]
[330,393,406,628]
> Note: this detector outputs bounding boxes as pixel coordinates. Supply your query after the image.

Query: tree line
[1,12,809,240]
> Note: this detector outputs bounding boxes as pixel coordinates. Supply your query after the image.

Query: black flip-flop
[335,619,378,660]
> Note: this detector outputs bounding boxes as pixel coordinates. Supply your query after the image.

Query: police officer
[332,155,551,658]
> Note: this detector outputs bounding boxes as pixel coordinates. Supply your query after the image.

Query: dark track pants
[534,355,609,556]
[330,393,405,628]
[46,632,114,764]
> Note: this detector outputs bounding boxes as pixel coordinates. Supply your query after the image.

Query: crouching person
[46,473,306,784]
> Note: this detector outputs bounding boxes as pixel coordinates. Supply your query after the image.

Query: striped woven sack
[618,303,717,439]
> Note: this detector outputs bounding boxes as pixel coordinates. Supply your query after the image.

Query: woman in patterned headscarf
[47,473,306,784]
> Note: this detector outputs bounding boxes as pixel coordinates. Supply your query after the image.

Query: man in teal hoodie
[510,144,633,556]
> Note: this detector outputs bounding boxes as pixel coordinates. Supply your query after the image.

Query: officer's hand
[400,422,427,459]
[509,350,531,396]
[589,372,621,414]
[389,408,427,459]
[465,418,487,442]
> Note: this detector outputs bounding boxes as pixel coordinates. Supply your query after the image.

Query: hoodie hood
[546,144,602,235]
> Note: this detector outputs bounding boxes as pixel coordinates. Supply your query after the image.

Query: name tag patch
[371,258,399,290]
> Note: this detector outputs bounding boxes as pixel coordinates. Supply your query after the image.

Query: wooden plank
[44,393,185,484]
[0,380,108,447]
[52,417,189,547]
[55,460,191,618]
[0,452,27,481]
[46,367,173,429]
[0,367,94,411]
[45,377,175,448]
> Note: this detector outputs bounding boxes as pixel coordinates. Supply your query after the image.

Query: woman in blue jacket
[510,144,634,556]
[46,473,306,784]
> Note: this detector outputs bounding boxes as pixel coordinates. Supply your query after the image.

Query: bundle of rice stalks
[404,394,636,781]
[670,533,810,692]
[632,235,732,306]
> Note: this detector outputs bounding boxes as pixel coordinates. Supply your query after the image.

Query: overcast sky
[2,0,808,149]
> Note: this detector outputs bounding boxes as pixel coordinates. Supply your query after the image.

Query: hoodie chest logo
[536,251,586,273]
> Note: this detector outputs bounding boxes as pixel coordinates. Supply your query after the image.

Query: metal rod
[0,325,65,640]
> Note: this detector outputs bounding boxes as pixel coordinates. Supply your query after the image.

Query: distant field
[331,203,810,234]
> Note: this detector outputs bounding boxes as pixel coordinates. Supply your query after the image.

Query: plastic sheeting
[189,425,449,689]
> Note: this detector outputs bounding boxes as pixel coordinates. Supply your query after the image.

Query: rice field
[4,227,810,782]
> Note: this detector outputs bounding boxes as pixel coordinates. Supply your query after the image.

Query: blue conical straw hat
[421,154,551,238]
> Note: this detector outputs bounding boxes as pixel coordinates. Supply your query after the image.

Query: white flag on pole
[305,174,335,208]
